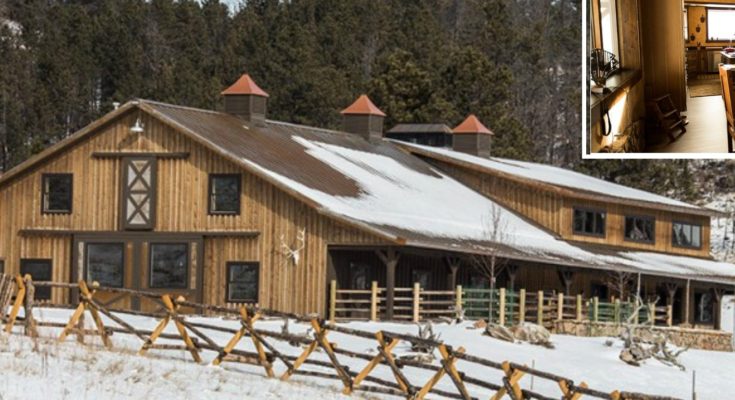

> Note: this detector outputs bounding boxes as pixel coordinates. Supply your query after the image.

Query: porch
[326,246,730,330]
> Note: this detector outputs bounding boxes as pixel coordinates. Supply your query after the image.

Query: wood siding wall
[0,110,386,314]
[423,158,711,258]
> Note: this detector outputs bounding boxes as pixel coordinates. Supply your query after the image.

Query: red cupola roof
[452,114,494,135]
[341,95,386,117]
[221,74,269,97]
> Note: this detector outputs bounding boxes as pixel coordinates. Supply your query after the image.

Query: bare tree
[605,270,635,301]
[469,204,514,323]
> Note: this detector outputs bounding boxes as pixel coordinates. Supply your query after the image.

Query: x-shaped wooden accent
[416,344,469,400]
[4,275,26,333]
[559,379,588,400]
[58,280,112,349]
[212,306,274,377]
[281,319,352,391]
[491,361,525,400]
[138,294,201,363]
[348,331,409,395]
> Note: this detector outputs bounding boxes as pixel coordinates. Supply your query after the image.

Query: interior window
[20,259,52,300]
[707,8,735,42]
[209,174,241,214]
[573,208,606,236]
[149,243,189,289]
[672,222,702,248]
[42,174,73,213]
[624,216,655,243]
[86,243,124,287]
[599,0,619,57]
[227,262,259,303]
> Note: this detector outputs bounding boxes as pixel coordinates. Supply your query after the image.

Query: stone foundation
[553,321,733,352]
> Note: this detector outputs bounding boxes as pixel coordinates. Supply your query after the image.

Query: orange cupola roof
[452,114,494,135]
[221,74,269,97]
[341,95,386,117]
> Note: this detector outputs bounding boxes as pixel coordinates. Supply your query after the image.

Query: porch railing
[329,281,674,328]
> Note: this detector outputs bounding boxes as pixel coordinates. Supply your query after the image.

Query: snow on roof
[136,100,735,284]
[395,142,704,211]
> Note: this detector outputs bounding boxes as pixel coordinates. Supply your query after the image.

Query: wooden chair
[719,63,735,152]
[648,94,686,142]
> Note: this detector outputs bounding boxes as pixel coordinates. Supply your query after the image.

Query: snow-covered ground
[2,308,734,399]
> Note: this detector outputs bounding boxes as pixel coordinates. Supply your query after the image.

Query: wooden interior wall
[686,4,735,47]
[640,0,687,111]
[0,109,387,315]
[590,0,646,152]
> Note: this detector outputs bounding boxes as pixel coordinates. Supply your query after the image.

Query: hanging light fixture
[130,117,144,134]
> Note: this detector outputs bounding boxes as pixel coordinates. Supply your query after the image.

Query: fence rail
[329,282,675,329]
[0,274,680,400]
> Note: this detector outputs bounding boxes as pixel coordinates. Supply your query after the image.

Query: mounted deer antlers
[279,228,306,267]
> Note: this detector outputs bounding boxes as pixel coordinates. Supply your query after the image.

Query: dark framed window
[349,262,371,290]
[706,8,735,42]
[573,208,606,237]
[20,259,52,300]
[694,291,714,323]
[208,174,241,215]
[411,268,432,289]
[149,243,189,289]
[672,222,702,249]
[624,216,655,243]
[226,262,259,303]
[85,243,125,288]
[42,173,73,214]
[0,259,4,274]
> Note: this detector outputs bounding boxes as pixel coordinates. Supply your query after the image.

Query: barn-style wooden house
[1,74,734,329]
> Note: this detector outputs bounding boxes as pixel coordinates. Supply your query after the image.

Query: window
[208,174,241,215]
[624,216,655,243]
[672,222,702,249]
[695,291,714,323]
[411,268,432,289]
[573,208,606,236]
[86,243,124,287]
[226,262,259,303]
[592,0,619,57]
[149,243,189,289]
[20,259,52,300]
[707,8,735,42]
[42,174,72,213]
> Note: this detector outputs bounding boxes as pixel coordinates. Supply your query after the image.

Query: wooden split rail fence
[331,282,674,328]
[0,275,680,400]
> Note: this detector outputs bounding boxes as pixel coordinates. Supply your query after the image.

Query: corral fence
[0,274,680,400]
[330,282,674,329]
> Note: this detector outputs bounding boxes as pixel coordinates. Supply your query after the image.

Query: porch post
[558,269,574,296]
[506,264,519,292]
[377,248,400,320]
[445,257,461,289]
[713,287,725,330]
[684,279,691,326]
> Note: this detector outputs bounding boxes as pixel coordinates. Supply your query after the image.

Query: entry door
[121,157,156,230]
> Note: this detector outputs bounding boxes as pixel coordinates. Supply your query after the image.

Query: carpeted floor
[688,75,722,98]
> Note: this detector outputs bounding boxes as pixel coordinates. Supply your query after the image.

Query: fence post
[576,295,582,322]
[537,290,544,325]
[370,281,378,322]
[648,302,655,325]
[329,280,336,324]
[666,304,673,327]
[593,297,599,323]
[23,275,36,337]
[499,288,506,326]
[519,289,526,323]
[455,285,463,320]
[557,293,564,321]
[412,282,420,322]
[614,299,621,324]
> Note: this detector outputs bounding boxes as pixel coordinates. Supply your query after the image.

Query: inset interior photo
[588,0,735,154]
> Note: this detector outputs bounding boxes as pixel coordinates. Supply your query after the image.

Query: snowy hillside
[2,308,735,399]
[706,194,735,262]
